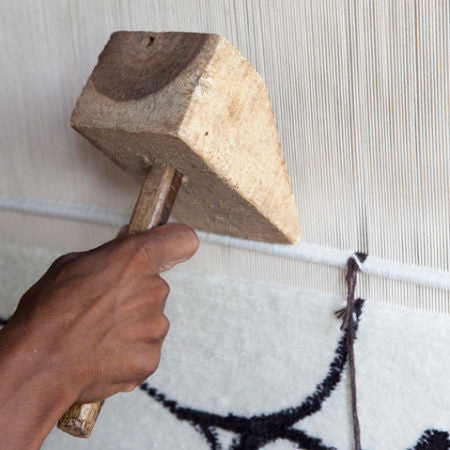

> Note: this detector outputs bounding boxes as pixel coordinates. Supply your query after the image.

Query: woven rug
[0,243,449,449]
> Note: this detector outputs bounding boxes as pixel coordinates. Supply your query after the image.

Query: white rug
[0,243,449,449]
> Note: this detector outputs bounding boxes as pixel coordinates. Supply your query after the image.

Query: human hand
[2,224,198,405]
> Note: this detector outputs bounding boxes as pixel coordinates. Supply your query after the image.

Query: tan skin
[0,223,199,450]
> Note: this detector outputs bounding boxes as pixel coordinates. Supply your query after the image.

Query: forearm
[0,325,77,450]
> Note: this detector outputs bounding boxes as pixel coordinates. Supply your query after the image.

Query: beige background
[0,0,449,309]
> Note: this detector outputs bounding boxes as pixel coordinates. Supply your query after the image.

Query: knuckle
[50,252,77,269]
[120,383,137,393]
[157,315,170,338]
[136,353,160,377]
[156,277,170,298]
[47,252,83,283]
[145,315,170,341]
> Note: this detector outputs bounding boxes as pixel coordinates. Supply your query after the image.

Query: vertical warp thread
[336,252,367,450]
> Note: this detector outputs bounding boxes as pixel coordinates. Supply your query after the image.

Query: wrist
[0,323,78,449]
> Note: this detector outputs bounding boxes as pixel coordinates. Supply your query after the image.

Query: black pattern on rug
[409,429,450,450]
[138,293,450,450]
[1,282,449,448]
[139,299,366,450]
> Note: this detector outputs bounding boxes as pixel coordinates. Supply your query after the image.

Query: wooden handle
[57,163,182,438]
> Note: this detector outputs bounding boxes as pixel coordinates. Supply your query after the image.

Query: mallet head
[72,31,301,243]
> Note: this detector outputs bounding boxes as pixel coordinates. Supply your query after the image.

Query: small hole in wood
[205,131,209,136]
[147,35,155,46]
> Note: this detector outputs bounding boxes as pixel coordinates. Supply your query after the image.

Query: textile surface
[1,244,449,449]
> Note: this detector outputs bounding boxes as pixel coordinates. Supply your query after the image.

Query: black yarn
[139,299,365,450]
[410,429,450,450]
[197,424,221,450]
[339,252,367,450]
[354,252,368,265]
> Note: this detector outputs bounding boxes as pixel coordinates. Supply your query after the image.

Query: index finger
[130,223,199,273]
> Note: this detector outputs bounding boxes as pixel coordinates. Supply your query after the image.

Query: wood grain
[128,164,182,232]
[91,32,208,101]
[71,31,301,244]
[57,401,104,438]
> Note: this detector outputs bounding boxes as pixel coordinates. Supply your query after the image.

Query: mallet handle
[57,163,182,438]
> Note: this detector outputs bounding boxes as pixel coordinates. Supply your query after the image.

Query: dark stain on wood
[91,31,208,101]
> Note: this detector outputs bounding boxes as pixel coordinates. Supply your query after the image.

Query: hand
[5,223,199,401]
[0,223,198,449]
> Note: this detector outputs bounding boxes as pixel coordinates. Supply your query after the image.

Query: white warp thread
[1,193,450,292]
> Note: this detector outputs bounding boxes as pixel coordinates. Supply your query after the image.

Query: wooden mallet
[57,31,301,438]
